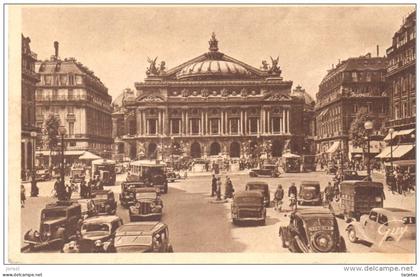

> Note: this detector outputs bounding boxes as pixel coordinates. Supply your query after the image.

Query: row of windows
[393,99,416,120]
[39,74,83,86]
[388,46,415,69]
[392,73,416,95]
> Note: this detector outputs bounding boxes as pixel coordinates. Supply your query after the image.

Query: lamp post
[58,125,67,200]
[388,128,394,172]
[170,136,174,168]
[364,120,373,179]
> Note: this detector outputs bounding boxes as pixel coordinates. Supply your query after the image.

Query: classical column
[162,110,167,135]
[257,118,260,134]
[200,111,204,135]
[244,110,248,134]
[181,111,184,135]
[158,110,162,135]
[204,111,207,135]
[136,110,142,136]
[146,118,149,135]
[286,109,290,133]
[225,111,228,135]
[185,110,189,135]
[281,109,285,134]
[220,110,224,135]
[239,111,243,135]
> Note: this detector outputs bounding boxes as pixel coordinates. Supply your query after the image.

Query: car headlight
[95,240,103,247]
[69,241,76,249]
[46,232,51,237]
[130,193,134,198]
[135,202,140,208]
[34,231,40,238]
[150,202,156,208]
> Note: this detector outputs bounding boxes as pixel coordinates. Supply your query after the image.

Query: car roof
[301,181,320,185]
[115,221,164,236]
[135,188,157,192]
[45,201,81,210]
[95,190,111,194]
[246,181,268,186]
[340,181,383,188]
[234,191,263,198]
[296,208,333,217]
[372,208,415,216]
[130,160,165,167]
[83,215,121,224]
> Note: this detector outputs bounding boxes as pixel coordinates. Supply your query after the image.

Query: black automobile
[129,188,163,221]
[119,181,151,208]
[279,208,346,253]
[24,201,82,251]
[249,164,280,178]
[62,215,123,253]
[92,190,117,215]
[297,181,322,206]
[341,170,368,181]
[245,181,270,207]
[231,191,266,226]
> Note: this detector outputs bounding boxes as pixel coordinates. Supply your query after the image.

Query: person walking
[224,176,234,199]
[80,178,87,198]
[21,184,26,208]
[30,171,39,197]
[87,178,93,198]
[396,168,403,195]
[216,177,222,200]
[211,174,217,196]
[274,185,284,211]
[53,177,61,198]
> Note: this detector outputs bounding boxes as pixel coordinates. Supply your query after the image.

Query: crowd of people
[210,175,234,201]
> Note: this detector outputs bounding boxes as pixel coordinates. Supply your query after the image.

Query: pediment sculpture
[138,95,164,103]
[265,93,291,101]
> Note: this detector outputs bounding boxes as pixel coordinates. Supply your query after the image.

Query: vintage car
[329,181,384,221]
[62,215,123,253]
[129,160,169,193]
[35,168,52,182]
[298,181,322,206]
[24,201,82,250]
[128,188,163,221]
[249,164,280,178]
[245,181,270,207]
[76,199,97,219]
[341,170,368,181]
[281,153,302,173]
[231,191,266,225]
[92,190,117,215]
[113,222,174,253]
[119,180,151,208]
[279,208,346,253]
[166,172,178,183]
[346,208,416,251]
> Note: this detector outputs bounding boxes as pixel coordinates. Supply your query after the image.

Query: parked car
[279,208,346,253]
[129,161,169,193]
[249,164,280,178]
[119,181,151,208]
[129,188,163,221]
[245,181,270,207]
[74,199,97,219]
[113,222,174,253]
[298,181,322,206]
[231,191,266,225]
[24,201,82,251]
[166,172,178,183]
[62,215,123,253]
[346,208,415,251]
[92,190,117,215]
[70,166,86,185]
[329,181,384,221]
[35,169,51,182]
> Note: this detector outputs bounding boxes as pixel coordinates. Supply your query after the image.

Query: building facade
[112,34,311,162]
[35,42,113,163]
[21,34,40,179]
[381,11,416,161]
[315,54,389,159]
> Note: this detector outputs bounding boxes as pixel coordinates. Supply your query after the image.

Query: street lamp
[364,120,373,179]
[58,125,67,200]
[388,128,394,173]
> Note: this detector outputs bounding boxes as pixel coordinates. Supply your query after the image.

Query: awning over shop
[384,129,415,141]
[351,141,382,154]
[326,141,340,153]
[36,150,85,156]
[391,144,415,159]
[78,151,102,160]
[376,144,414,159]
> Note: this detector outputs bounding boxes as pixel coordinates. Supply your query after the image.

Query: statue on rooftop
[268,56,281,76]
[146,57,159,76]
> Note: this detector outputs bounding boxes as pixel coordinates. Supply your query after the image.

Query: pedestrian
[53,177,60,198]
[30,171,39,197]
[224,176,234,199]
[274,185,284,211]
[324,182,334,203]
[21,184,26,208]
[211,174,217,196]
[396,168,403,195]
[216,177,222,200]
[402,170,410,195]
[80,178,86,198]
[87,178,93,198]
[288,182,297,198]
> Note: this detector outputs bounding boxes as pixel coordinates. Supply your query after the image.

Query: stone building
[35,42,113,164]
[112,34,311,161]
[379,11,416,161]
[315,53,389,159]
[21,34,40,179]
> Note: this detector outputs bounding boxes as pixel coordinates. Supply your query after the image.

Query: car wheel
[347,226,358,243]
[385,237,394,242]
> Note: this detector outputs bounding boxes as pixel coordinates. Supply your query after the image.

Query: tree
[349,108,384,161]
[42,113,61,166]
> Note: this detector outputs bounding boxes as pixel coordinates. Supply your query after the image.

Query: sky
[21,5,414,101]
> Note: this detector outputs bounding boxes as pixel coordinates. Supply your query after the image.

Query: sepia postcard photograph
[3,3,417,268]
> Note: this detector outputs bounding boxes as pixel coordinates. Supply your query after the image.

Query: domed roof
[292,86,315,106]
[177,59,251,80]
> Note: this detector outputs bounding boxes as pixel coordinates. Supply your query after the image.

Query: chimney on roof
[376,45,379,57]
[54,41,59,59]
